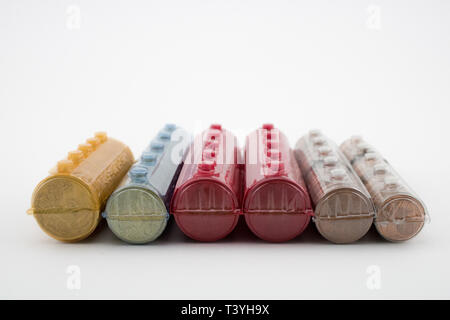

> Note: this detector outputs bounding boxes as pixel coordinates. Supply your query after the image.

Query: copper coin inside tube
[340,136,427,242]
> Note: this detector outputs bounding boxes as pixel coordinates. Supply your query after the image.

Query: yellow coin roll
[28,132,134,242]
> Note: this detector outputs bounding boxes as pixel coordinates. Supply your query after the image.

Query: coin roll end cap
[171,179,241,242]
[243,177,312,242]
[314,189,374,244]
[105,187,168,244]
[31,176,100,242]
[375,196,426,242]
[245,212,311,242]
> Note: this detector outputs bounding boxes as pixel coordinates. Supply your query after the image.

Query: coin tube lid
[170,124,243,242]
[294,131,375,244]
[340,136,428,242]
[29,133,134,242]
[243,125,313,242]
[104,124,191,244]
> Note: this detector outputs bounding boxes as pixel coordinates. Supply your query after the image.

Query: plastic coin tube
[294,130,375,243]
[170,124,243,241]
[340,136,428,241]
[103,124,191,244]
[243,124,313,242]
[28,132,134,242]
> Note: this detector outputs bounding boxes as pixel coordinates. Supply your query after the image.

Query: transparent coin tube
[28,132,134,242]
[340,136,428,241]
[170,124,243,242]
[294,130,375,243]
[243,124,313,242]
[103,124,191,244]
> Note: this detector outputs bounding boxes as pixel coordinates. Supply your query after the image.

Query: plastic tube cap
[78,143,93,157]
[267,149,281,160]
[94,132,107,143]
[267,139,279,149]
[312,137,326,146]
[158,131,171,141]
[141,152,157,165]
[203,149,216,160]
[206,129,221,140]
[57,160,74,173]
[318,146,332,156]
[309,129,322,137]
[384,176,399,189]
[357,142,372,154]
[262,123,274,130]
[164,123,177,132]
[150,141,165,152]
[374,164,388,175]
[68,150,83,165]
[331,168,346,180]
[268,160,285,173]
[324,156,338,167]
[129,165,148,183]
[364,152,378,161]
[86,137,101,149]
[198,160,215,172]
[210,124,222,131]
[351,135,363,144]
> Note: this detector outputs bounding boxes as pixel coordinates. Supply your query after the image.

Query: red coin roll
[243,124,313,242]
[170,124,243,241]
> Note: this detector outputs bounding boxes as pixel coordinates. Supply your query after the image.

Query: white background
[1,0,449,299]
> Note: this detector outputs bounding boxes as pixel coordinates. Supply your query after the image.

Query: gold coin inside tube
[32,176,99,242]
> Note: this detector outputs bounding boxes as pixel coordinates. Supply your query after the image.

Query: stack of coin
[243,124,313,242]
[340,137,427,241]
[294,130,375,243]
[29,132,134,242]
[171,124,243,242]
[104,124,191,244]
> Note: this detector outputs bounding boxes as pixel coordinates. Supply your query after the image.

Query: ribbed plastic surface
[243,124,313,242]
[170,124,243,241]
[104,124,191,244]
[340,136,427,241]
[294,130,375,243]
[29,133,134,242]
